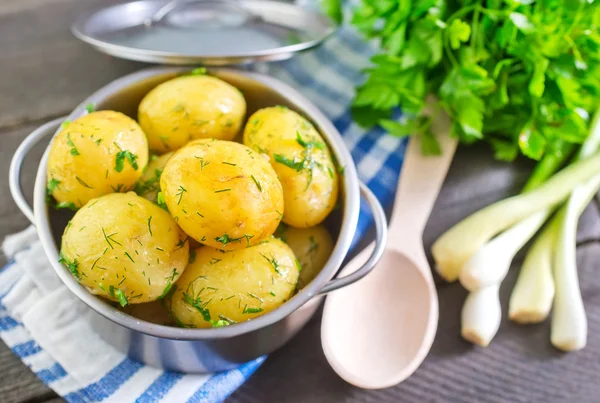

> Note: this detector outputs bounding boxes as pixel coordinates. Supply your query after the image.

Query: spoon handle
[389,100,457,252]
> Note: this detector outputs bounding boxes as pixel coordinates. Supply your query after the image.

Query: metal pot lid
[71,0,337,65]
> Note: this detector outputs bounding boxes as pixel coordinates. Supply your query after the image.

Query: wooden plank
[0,123,61,403]
[0,0,145,129]
[0,329,58,403]
[0,123,43,265]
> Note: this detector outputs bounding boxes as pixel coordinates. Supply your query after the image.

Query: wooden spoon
[321,106,457,389]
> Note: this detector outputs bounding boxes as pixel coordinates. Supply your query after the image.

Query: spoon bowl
[322,248,436,389]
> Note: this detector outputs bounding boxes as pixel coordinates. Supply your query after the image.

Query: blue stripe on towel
[12,340,42,358]
[64,358,144,403]
[37,363,68,384]
[135,371,185,403]
[0,316,19,331]
[186,369,244,403]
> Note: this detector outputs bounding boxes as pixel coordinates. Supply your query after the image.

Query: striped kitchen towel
[0,17,408,403]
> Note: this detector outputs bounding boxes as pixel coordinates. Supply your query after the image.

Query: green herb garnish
[115,150,139,172]
[147,216,153,236]
[242,306,264,314]
[176,185,187,205]
[174,237,188,251]
[274,154,304,171]
[247,293,263,303]
[190,67,207,76]
[157,192,169,211]
[101,227,122,249]
[85,103,95,113]
[214,188,231,193]
[112,287,129,307]
[214,234,243,247]
[66,133,79,156]
[75,176,93,189]
[134,169,162,196]
[243,234,254,247]
[261,253,280,274]
[56,201,77,211]
[195,156,210,170]
[183,292,212,322]
[59,252,80,280]
[47,178,61,195]
[124,252,135,263]
[110,184,125,192]
[296,132,325,149]
[250,175,262,192]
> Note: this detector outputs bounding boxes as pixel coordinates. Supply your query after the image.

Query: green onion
[509,212,561,324]
[551,175,600,351]
[509,111,600,327]
[459,110,600,346]
[432,151,600,282]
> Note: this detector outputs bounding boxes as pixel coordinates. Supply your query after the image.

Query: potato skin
[243,106,339,228]
[135,152,173,203]
[60,192,189,305]
[139,75,246,153]
[170,238,300,328]
[160,139,284,251]
[276,224,333,289]
[47,111,149,208]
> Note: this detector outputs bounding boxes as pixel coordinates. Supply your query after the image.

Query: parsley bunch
[327,0,600,161]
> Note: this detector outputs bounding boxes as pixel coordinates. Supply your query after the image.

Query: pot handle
[9,117,65,225]
[319,182,388,294]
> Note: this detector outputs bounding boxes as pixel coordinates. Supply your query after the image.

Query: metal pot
[9,67,387,373]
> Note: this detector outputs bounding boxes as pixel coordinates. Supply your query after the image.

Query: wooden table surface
[3,1,600,402]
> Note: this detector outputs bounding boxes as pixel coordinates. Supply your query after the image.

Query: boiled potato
[160,139,284,251]
[138,74,246,153]
[60,192,189,305]
[134,152,173,203]
[121,300,175,326]
[276,224,333,289]
[243,106,339,228]
[47,111,149,209]
[170,238,299,328]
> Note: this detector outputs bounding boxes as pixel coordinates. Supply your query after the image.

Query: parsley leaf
[448,19,471,50]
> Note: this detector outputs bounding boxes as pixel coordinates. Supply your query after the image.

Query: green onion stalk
[432,149,600,283]
[460,148,572,346]
[510,110,600,352]
[442,110,600,347]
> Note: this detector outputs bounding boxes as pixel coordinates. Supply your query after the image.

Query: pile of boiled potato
[46,70,340,328]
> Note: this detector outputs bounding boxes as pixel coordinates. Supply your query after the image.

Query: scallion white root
[508,215,559,323]
[551,175,600,351]
[459,210,549,291]
[432,152,600,282]
[461,285,501,347]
